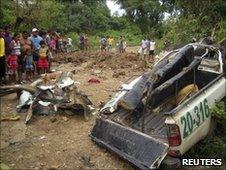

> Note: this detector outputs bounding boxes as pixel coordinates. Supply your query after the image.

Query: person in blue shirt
[29,28,42,74]
[3,25,13,56]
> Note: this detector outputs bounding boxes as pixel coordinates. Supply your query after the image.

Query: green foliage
[0,163,9,170]
[65,2,93,32]
[160,15,202,44]
[0,1,16,26]
[186,136,226,159]
[214,21,226,42]
[116,0,165,34]
[0,0,113,34]
[1,0,226,51]
[212,98,226,142]
[39,0,66,31]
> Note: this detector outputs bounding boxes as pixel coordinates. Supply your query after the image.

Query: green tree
[115,0,165,34]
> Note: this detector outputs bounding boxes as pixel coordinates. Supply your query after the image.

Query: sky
[106,0,125,16]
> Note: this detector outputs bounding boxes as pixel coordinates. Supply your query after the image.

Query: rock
[67,58,73,62]
[118,71,126,76]
[40,163,46,167]
[62,116,69,122]
[93,70,102,74]
[50,117,57,123]
[112,72,119,78]
[9,163,15,167]
[0,141,9,149]
[112,71,125,78]
[49,165,60,169]
[99,101,105,108]
[9,140,17,146]
[81,155,95,168]
[17,155,23,161]
[39,136,47,140]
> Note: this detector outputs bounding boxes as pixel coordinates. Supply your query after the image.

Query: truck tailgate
[91,118,169,169]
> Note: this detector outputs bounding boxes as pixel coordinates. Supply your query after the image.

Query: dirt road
[0,51,152,169]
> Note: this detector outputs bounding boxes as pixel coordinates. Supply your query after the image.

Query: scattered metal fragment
[0,71,94,124]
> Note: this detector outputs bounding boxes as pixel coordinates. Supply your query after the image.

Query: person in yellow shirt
[0,27,6,84]
[38,40,49,74]
[107,36,114,52]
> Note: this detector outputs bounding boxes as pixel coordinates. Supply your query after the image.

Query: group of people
[0,25,157,84]
[138,37,156,60]
[48,31,73,53]
[100,35,126,53]
[0,26,64,84]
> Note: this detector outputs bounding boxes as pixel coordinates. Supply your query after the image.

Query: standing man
[100,36,107,52]
[107,36,114,52]
[66,37,73,53]
[29,28,42,74]
[0,27,6,84]
[145,38,150,60]
[122,36,126,53]
[141,38,146,59]
[118,36,124,53]
[21,31,33,53]
[20,31,34,76]
[79,33,84,50]
[149,39,156,60]
[84,34,89,51]
[3,25,13,57]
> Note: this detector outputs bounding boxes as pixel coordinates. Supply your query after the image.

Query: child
[38,40,49,74]
[10,33,21,82]
[50,37,56,54]
[23,48,35,81]
[7,53,18,83]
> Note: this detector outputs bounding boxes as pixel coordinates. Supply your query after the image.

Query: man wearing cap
[29,28,42,73]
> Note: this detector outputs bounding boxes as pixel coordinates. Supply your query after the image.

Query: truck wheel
[160,156,181,170]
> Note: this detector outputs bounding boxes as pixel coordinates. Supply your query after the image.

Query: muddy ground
[0,50,152,169]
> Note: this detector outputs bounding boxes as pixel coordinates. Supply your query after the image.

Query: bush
[214,21,226,42]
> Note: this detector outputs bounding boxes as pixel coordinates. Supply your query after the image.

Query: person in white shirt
[138,38,147,59]
[149,39,155,59]
[144,38,150,57]
[67,37,73,52]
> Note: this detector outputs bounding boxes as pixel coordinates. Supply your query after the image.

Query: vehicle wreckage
[91,40,226,169]
[0,71,94,123]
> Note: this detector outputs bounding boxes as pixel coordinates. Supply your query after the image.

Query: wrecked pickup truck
[91,42,226,169]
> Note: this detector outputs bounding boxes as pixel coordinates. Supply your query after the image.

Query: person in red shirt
[7,54,18,83]
[10,33,21,82]
[38,40,49,74]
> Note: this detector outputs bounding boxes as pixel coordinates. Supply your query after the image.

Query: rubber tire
[160,156,181,170]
